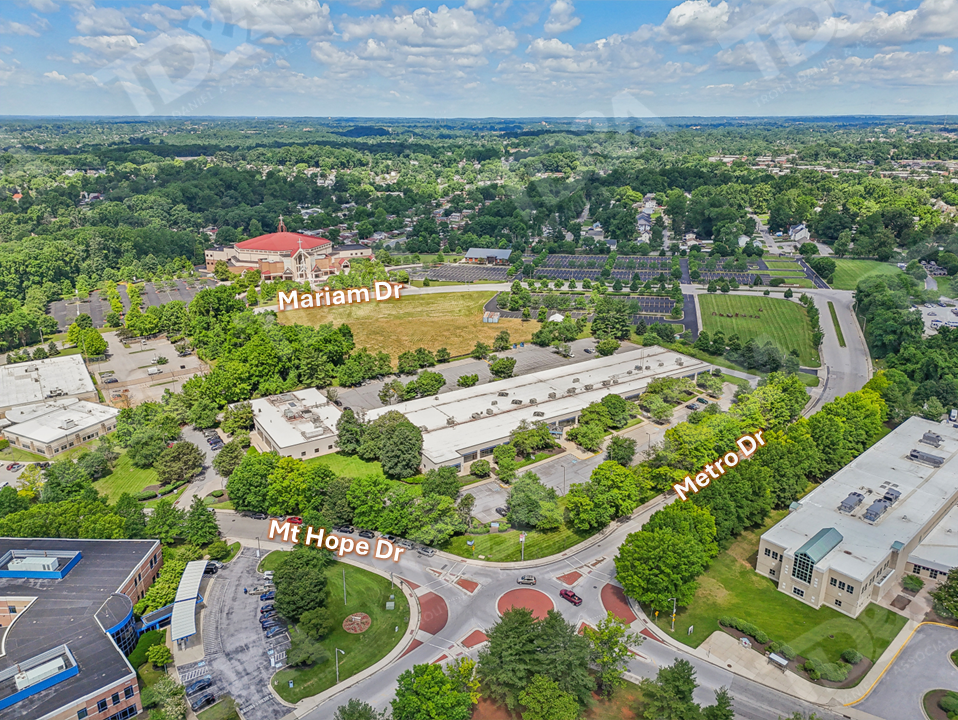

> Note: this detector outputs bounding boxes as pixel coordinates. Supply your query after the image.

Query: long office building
[0,538,163,720]
[364,346,709,472]
[0,355,96,415]
[757,418,958,618]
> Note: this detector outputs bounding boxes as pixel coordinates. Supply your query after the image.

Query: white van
[950,409,957,423]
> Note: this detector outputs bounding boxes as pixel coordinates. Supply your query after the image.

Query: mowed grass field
[94,451,159,503]
[279,292,535,360]
[831,260,904,291]
[661,511,908,665]
[699,294,821,367]
[763,261,802,269]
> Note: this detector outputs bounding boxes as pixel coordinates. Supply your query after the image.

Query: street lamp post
[335,648,345,684]
[255,537,261,558]
[563,464,566,495]
[668,597,676,632]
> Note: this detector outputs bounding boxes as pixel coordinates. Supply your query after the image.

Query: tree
[493,443,519,483]
[334,699,387,720]
[703,688,735,720]
[213,439,246,477]
[470,459,491,477]
[146,643,173,668]
[222,402,253,434]
[286,635,329,667]
[226,450,276,512]
[518,675,580,720]
[493,330,511,352]
[931,567,958,618]
[506,472,557,528]
[155,442,204,486]
[300,606,335,639]
[188,398,219,428]
[184,495,220,545]
[798,242,818,258]
[415,370,445,397]
[214,260,232,280]
[379,418,423,479]
[639,660,700,720]
[41,460,97,503]
[435,347,451,363]
[490,357,517,379]
[422,466,461,499]
[585,612,643,697]
[274,546,332,622]
[336,408,365,455]
[606,436,637,466]
[114,492,147,538]
[127,427,168,469]
[457,374,479,388]
[471,341,490,360]
[392,661,476,720]
[145,499,185,544]
[923,396,945,420]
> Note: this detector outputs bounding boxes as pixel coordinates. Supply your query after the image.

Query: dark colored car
[358,530,375,539]
[262,620,283,631]
[584,348,593,354]
[103,377,118,384]
[286,516,303,525]
[190,693,215,711]
[203,564,217,575]
[186,677,212,695]
[685,403,699,411]
[260,604,274,613]
[495,507,508,517]
[259,590,275,601]
[260,612,277,623]
[559,589,582,606]
[696,397,709,404]
[334,526,355,534]
[383,534,397,543]
[251,512,267,520]
[266,626,285,638]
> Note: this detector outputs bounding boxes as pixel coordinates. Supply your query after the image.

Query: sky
[0,0,956,118]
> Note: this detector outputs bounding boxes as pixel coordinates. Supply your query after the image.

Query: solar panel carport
[171,560,207,642]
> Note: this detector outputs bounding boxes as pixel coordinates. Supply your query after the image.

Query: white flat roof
[366,347,708,465]
[3,400,118,445]
[0,355,94,409]
[909,502,958,573]
[252,388,342,449]
[171,560,207,641]
[762,417,958,582]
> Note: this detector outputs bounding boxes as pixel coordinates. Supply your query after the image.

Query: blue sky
[0,0,956,117]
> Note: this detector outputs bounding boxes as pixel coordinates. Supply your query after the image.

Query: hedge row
[718,616,770,645]
[803,658,850,682]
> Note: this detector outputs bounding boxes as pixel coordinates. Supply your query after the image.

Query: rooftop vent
[471,413,482,420]
[491,401,497,406]
[646,365,651,370]
[572,378,580,383]
[548,392,557,399]
[486,409,494,415]
[864,500,891,522]
[497,391,509,397]
[839,492,864,513]
[626,370,633,375]
[446,417,456,426]
[566,388,577,394]
[584,384,594,391]
[883,488,902,504]
[529,398,537,404]
[676,359,684,366]
[634,365,642,371]
[511,399,522,405]
[921,432,943,447]
[612,379,619,385]
[909,449,945,467]
[601,379,611,386]
[533,411,545,417]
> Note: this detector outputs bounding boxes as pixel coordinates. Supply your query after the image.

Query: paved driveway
[856,624,958,720]
[176,427,227,509]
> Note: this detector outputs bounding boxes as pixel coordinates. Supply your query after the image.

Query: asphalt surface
[855,624,958,720]
[219,514,843,720]
[175,427,228,509]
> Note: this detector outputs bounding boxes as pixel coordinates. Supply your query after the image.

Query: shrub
[471,459,491,478]
[940,692,958,714]
[841,649,863,665]
[0,439,8,450]
[769,641,782,654]
[902,574,924,592]
[820,662,850,682]
[718,616,734,628]
[779,644,797,660]
[806,668,820,681]
[210,489,224,498]
[134,490,157,501]
[207,540,230,561]
[754,630,770,645]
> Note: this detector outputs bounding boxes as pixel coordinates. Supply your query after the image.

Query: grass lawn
[144,484,189,509]
[937,277,955,297]
[278,292,535,361]
[699,294,821,367]
[306,453,386,482]
[661,511,908,665]
[258,549,287,573]
[272,563,410,702]
[762,270,809,276]
[831,260,904,291]
[663,343,820,387]
[0,446,46,462]
[210,501,235,510]
[95,451,160,503]
[136,662,168,692]
[828,301,846,347]
[221,541,241,563]
[764,261,802,269]
[197,697,240,720]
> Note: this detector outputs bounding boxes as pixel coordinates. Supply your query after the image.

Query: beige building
[757,418,958,617]
[0,355,96,415]
[2,400,119,458]
[250,389,343,459]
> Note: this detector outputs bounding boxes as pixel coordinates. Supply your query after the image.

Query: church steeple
[277,215,287,233]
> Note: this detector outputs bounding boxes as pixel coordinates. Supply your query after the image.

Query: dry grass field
[278,291,536,360]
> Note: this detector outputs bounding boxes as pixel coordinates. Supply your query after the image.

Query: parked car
[265,626,285,638]
[584,348,593,354]
[397,538,415,549]
[251,512,267,520]
[517,575,537,586]
[418,546,436,557]
[685,403,699,411]
[286,516,303,525]
[203,564,217,575]
[104,377,118,384]
[190,693,216,712]
[383,534,397,543]
[495,507,508,517]
[559,589,583,606]
[260,612,277,623]
[262,620,283,631]
[696,397,709,404]
[6,464,23,472]
[186,677,212,695]
[259,591,275,601]
[358,530,375,539]
[260,604,274,613]
[333,526,355,534]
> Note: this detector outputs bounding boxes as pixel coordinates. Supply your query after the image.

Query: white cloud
[74,6,138,36]
[527,37,575,58]
[543,0,580,35]
[44,70,68,80]
[659,0,731,45]
[0,20,42,37]
[28,0,60,12]
[209,0,334,38]
[0,46,12,54]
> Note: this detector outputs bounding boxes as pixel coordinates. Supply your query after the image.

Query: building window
[301,452,306,457]
[769,569,776,576]
[847,585,855,594]
[838,581,846,591]
[112,693,120,706]
[830,578,837,587]
[772,551,779,560]
[792,587,805,598]
[7,606,16,614]
[792,552,814,584]
[78,710,88,720]
[764,548,770,556]
[834,599,842,607]
[98,700,108,713]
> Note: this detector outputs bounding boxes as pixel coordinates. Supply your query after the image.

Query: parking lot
[200,547,291,720]
[918,301,958,336]
[94,332,208,406]
[412,265,512,282]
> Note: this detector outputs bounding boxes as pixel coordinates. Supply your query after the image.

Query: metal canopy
[171,561,206,641]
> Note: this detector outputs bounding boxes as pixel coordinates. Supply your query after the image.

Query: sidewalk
[627,596,914,719]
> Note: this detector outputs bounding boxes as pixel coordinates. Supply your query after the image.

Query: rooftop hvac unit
[584,384,594,391]
[435,396,440,400]
[646,365,651,370]
[486,409,494,415]
[566,388,576,394]
[548,392,557,399]
[497,391,509,397]
[511,399,522,405]
[864,499,891,522]
[529,398,537,404]
[15,656,66,691]
[419,426,428,433]
[10,556,58,572]
[471,413,482,419]
[626,370,633,375]
[883,488,902,504]
[838,492,864,513]
[601,379,611,386]
[491,400,498,406]
[909,449,945,467]
[533,411,545,417]
[658,362,664,367]
[676,359,684,366]
[446,417,456,426]
[921,432,943,447]
[572,378,580,383]
[634,365,642,371]
[612,379,619,384]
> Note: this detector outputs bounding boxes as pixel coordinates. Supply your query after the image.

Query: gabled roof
[235,232,331,253]
[795,527,842,563]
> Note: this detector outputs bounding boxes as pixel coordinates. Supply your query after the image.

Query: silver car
[517,575,537,586]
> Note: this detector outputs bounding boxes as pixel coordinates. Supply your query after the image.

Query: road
[217,514,844,720]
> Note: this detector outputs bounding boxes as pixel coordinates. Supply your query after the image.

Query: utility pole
[669,597,676,632]
[343,567,347,606]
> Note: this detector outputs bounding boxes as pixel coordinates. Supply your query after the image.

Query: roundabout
[496,588,555,620]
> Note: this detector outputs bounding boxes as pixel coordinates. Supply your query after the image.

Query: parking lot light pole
[335,648,345,684]
[255,537,260,558]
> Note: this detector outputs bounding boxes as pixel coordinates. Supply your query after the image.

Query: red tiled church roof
[235,232,330,253]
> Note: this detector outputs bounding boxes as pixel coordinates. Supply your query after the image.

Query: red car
[559,589,582,606]
[286,516,303,525]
